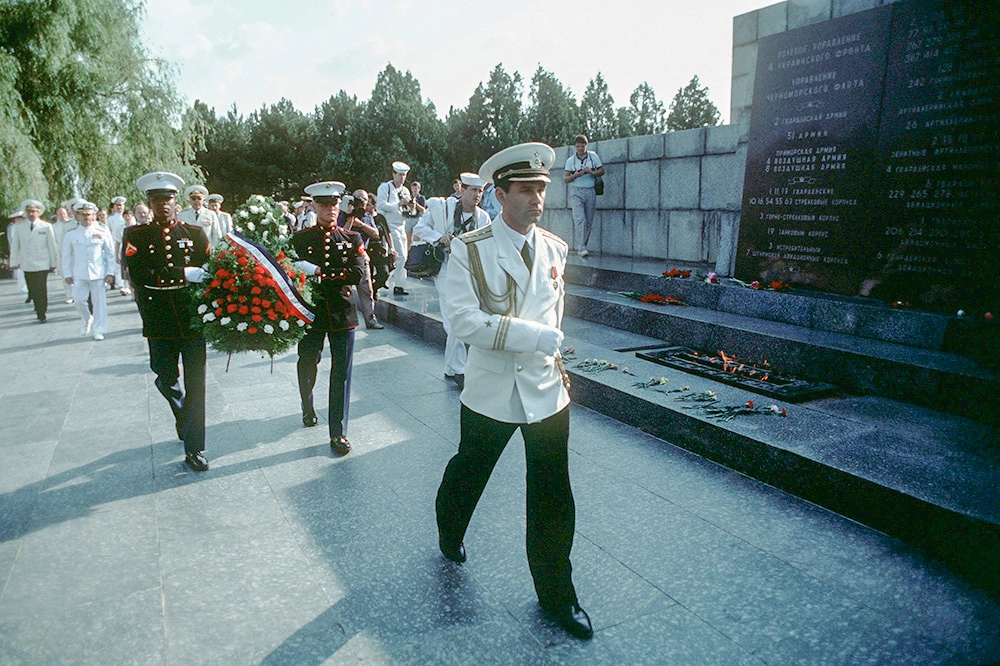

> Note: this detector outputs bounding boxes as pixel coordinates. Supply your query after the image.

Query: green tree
[579,72,617,141]
[667,75,721,131]
[629,82,666,136]
[524,65,577,147]
[445,63,524,189]
[0,0,196,209]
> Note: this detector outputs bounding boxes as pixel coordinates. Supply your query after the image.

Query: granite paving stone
[1,274,998,664]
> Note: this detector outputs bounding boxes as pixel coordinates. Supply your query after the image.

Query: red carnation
[226,304,238,313]
[238,305,249,315]
[261,299,272,308]
[251,286,262,295]
[209,279,221,288]
[266,310,278,321]
[214,307,223,316]
[255,265,265,274]
[251,306,262,314]
[237,256,248,266]
[248,327,258,334]
[251,314,263,322]
[252,297,261,305]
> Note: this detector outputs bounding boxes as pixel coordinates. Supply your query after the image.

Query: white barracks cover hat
[136,172,184,196]
[479,142,555,185]
[304,181,346,204]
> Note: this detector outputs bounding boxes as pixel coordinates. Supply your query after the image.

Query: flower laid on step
[672,393,789,421]
[661,268,692,279]
[618,291,685,306]
[575,358,620,373]
[732,278,792,293]
[633,376,670,392]
[561,345,577,359]
[704,272,719,284]
[769,280,791,292]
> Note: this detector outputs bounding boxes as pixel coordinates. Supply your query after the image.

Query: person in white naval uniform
[6,210,29,297]
[62,200,115,340]
[376,160,412,295]
[206,194,233,240]
[412,172,491,388]
[9,199,57,322]
[434,143,593,640]
[105,195,131,295]
[176,185,221,247]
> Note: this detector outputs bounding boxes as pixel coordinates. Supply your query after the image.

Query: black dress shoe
[444,373,465,389]
[330,435,351,455]
[185,451,209,472]
[25,297,31,303]
[37,314,46,323]
[393,287,408,296]
[366,317,384,330]
[540,603,593,640]
[302,411,318,427]
[439,537,466,563]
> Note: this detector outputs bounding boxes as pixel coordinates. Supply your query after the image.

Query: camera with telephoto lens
[341,194,365,218]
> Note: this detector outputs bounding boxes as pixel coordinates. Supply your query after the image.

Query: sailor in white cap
[6,209,29,298]
[296,197,316,231]
[433,143,593,640]
[292,180,367,456]
[177,184,222,247]
[375,160,413,295]
[205,193,232,239]
[413,172,491,388]
[122,171,212,472]
[53,201,80,302]
[105,195,131,295]
[62,200,115,339]
[9,199,57,322]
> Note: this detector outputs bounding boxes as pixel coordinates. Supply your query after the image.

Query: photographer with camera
[413,173,491,389]
[338,190,383,330]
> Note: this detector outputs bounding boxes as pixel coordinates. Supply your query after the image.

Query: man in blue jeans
[563,134,604,257]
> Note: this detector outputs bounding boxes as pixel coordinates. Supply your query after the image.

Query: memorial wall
[735,0,998,313]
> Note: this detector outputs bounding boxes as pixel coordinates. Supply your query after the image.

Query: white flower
[263,324,274,334]
[220,317,231,325]
[197,304,207,314]
[239,210,249,219]
[212,299,222,308]
[253,195,266,203]
[237,322,248,331]
[249,205,261,215]
[768,405,781,414]
[296,319,305,327]
[202,312,216,322]
[279,320,290,331]
[247,222,256,231]
[262,231,269,243]
[279,225,288,236]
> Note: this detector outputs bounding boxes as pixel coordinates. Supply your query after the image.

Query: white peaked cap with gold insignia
[459,172,486,188]
[478,142,555,185]
[136,172,184,196]
[183,184,209,199]
[207,194,224,203]
[304,181,346,204]
[110,196,127,205]
[391,161,410,174]
[73,200,98,213]
[20,199,44,213]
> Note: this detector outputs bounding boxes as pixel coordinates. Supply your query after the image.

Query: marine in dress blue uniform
[434,143,593,639]
[293,180,366,456]
[123,172,211,472]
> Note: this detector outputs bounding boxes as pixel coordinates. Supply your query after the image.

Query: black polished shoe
[540,603,593,640]
[184,451,209,472]
[366,317,384,330]
[302,411,318,427]
[393,287,408,296]
[37,314,46,323]
[444,373,465,389]
[439,536,466,563]
[330,435,351,455]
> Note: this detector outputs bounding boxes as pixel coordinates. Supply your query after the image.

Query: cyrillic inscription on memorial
[736,0,998,313]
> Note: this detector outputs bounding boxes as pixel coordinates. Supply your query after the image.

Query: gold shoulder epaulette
[536,227,568,248]
[460,225,493,243]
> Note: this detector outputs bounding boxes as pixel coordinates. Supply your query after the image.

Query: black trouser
[436,404,577,607]
[297,328,355,438]
[148,337,206,455]
[24,270,49,319]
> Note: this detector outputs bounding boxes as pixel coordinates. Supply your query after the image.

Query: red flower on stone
[746,400,755,409]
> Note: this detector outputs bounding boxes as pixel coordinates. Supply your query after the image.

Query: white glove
[535,325,564,357]
[183,267,206,283]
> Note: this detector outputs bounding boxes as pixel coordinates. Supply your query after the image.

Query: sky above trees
[143,0,766,120]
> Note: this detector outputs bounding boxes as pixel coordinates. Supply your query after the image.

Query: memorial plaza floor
[1,274,998,665]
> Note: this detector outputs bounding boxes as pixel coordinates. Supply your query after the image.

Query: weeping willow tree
[0,0,199,214]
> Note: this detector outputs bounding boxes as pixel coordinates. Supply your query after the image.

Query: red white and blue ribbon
[225,231,315,323]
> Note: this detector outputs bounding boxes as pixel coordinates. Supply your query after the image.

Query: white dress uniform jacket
[216,211,233,239]
[445,220,570,424]
[177,207,221,247]
[9,219,57,272]
[62,225,115,280]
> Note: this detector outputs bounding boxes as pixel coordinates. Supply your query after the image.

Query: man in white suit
[413,172,491,388]
[9,199,57,323]
[62,200,115,340]
[434,143,592,640]
[176,185,221,247]
[205,194,232,240]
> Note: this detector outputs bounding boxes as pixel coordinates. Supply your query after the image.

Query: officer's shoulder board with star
[459,225,493,244]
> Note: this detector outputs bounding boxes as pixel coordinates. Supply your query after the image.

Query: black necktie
[520,241,532,272]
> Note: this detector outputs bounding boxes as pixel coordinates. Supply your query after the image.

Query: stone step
[372,280,1000,598]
